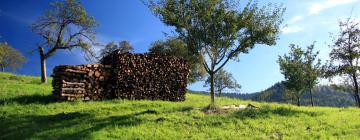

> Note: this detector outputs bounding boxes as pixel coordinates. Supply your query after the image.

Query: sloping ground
[0,72,360,139]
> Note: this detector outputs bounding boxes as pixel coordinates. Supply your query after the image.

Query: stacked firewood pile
[52,51,189,101]
[101,52,189,101]
[52,64,112,101]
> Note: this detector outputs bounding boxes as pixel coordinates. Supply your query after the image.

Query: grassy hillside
[1,72,360,139]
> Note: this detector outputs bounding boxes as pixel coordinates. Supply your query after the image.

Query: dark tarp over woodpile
[52,51,189,101]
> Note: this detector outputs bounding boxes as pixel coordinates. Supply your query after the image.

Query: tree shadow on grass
[0,94,56,105]
[231,107,321,120]
[0,109,158,139]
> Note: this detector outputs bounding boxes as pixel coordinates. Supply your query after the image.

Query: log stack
[52,51,189,101]
[52,64,112,101]
[101,52,189,101]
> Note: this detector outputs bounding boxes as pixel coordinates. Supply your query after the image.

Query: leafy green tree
[98,41,134,60]
[32,0,97,83]
[283,89,298,105]
[204,69,240,96]
[148,0,284,108]
[118,41,134,53]
[0,42,27,72]
[279,43,321,106]
[257,90,272,101]
[278,44,307,106]
[303,43,322,106]
[324,18,360,107]
[149,37,206,83]
[330,83,353,93]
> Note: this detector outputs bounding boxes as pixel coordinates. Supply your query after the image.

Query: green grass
[1,72,360,139]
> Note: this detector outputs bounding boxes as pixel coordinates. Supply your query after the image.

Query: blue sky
[0,0,360,93]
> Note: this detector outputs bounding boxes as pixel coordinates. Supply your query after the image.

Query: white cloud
[289,15,304,24]
[354,17,360,23]
[281,26,304,34]
[1,11,33,24]
[309,0,358,15]
[283,15,304,34]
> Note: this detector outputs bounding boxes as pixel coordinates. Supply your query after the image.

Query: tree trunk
[297,96,300,106]
[39,47,47,83]
[0,65,4,72]
[210,72,216,109]
[218,89,222,97]
[352,74,360,107]
[309,89,314,107]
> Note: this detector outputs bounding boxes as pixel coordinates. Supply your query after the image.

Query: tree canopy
[204,69,241,96]
[303,43,322,106]
[324,18,360,107]
[148,0,285,108]
[278,43,322,106]
[0,42,27,72]
[98,41,134,60]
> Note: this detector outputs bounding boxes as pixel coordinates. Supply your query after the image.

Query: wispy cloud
[282,0,359,35]
[284,15,305,33]
[288,15,304,24]
[281,25,304,34]
[0,10,34,25]
[309,0,358,15]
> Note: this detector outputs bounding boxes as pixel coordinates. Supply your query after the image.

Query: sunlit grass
[0,72,359,139]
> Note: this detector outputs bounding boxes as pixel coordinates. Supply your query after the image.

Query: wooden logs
[101,52,189,101]
[52,52,189,101]
[52,64,112,101]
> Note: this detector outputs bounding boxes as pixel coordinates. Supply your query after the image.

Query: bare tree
[32,0,97,83]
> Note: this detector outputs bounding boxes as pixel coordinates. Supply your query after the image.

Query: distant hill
[192,82,356,107]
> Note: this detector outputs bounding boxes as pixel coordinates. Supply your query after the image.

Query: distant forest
[190,82,356,107]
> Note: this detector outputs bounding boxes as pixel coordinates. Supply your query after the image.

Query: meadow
[1,72,360,139]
